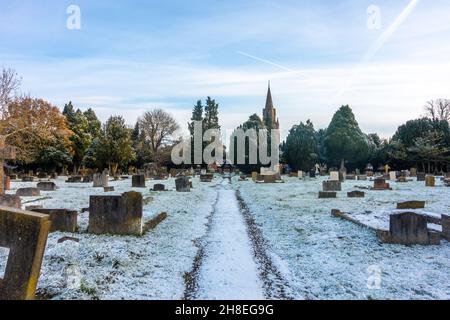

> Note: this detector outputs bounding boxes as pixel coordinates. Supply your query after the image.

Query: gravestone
[357,175,367,181]
[66,176,82,183]
[330,171,339,181]
[0,195,21,209]
[37,172,48,179]
[298,171,304,179]
[263,175,277,184]
[16,188,40,197]
[175,177,191,192]
[348,191,365,198]
[373,178,391,190]
[346,174,356,180]
[37,182,57,191]
[4,176,10,191]
[251,172,258,182]
[309,169,316,178]
[101,169,109,187]
[0,207,50,300]
[0,137,16,196]
[132,174,146,188]
[416,173,426,181]
[410,168,417,177]
[88,191,143,235]
[25,205,43,211]
[153,184,166,191]
[442,215,450,241]
[397,201,425,210]
[319,191,337,199]
[323,181,342,192]
[389,171,397,181]
[31,209,78,233]
[93,173,102,187]
[104,186,114,192]
[21,176,34,182]
[384,212,440,245]
[200,174,213,182]
[425,175,435,187]
[338,170,345,182]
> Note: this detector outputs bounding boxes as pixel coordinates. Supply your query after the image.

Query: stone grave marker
[132,174,146,188]
[16,188,40,197]
[348,191,365,198]
[442,215,450,241]
[416,173,426,181]
[4,176,10,192]
[425,175,435,187]
[263,174,277,184]
[0,195,21,209]
[373,178,391,190]
[389,171,397,181]
[397,201,425,210]
[357,175,367,181]
[379,212,440,245]
[0,207,50,300]
[31,209,78,233]
[0,137,16,196]
[88,191,143,236]
[330,171,339,181]
[323,180,342,192]
[298,171,304,179]
[319,191,337,199]
[153,184,166,192]
[104,186,114,192]
[37,182,57,191]
[200,174,213,182]
[175,177,191,192]
[410,168,417,177]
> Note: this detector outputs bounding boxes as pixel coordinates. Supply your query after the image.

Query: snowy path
[194,181,265,300]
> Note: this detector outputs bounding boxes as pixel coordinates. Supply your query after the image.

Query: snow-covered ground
[195,180,265,300]
[5,175,450,300]
[7,177,220,300]
[234,176,450,300]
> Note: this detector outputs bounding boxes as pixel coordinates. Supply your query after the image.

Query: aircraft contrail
[339,0,421,95]
[236,51,295,72]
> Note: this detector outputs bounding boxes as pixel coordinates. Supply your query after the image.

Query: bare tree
[424,99,450,122]
[138,109,180,164]
[0,67,22,112]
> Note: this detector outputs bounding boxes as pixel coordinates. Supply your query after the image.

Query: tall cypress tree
[204,97,220,130]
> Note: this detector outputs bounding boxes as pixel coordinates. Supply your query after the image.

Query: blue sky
[1,0,450,138]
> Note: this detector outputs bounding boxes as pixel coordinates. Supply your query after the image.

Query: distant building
[262,82,280,130]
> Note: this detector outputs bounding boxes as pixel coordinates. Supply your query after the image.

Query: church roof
[265,82,274,110]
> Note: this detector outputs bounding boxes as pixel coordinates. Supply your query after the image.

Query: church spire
[265,81,274,110]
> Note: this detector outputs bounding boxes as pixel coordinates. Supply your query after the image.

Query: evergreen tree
[188,100,204,136]
[324,105,369,169]
[84,108,101,139]
[284,120,319,171]
[204,97,220,130]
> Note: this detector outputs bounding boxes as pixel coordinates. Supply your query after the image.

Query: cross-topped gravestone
[0,136,17,196]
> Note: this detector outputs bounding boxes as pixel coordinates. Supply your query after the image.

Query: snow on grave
[16,188,40,197]
[0,206,50,300]
[88,191,143,236]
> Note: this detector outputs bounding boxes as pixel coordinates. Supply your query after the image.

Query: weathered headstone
[416,173,426,182]
[200,174,213,182]
[21,176,34,182]
[298,171,304,179]
[4,176,10,191]
[357,175,367,181]
[397,201,425,210]
[104,186,115,192]
[251,172,258,182]
[93,173,102,187]
[0,207,50,300]
[410,168,417,177]
[37,182,57,191]
[31,209,78,233]
[88,191,143,235]
[175,177,191,192]
[373,178,391,190]
[66,176,82,183]
[442,214,450,242]
[16,188,40,197]
[153,184,166,191]
[425,175,435,187]
[389,171,397,181]
[25,205,43,211]
[0,195,21,209]
[0,137,16,196]
[346,174,356,180]
[323,180,342,192]
[319,191,337,199]
[132,174,146,188]
[309,169,316,178]
[380,212,440,245]
[263,174,277,184]
[348,191,365,198]
[330,171,339,181]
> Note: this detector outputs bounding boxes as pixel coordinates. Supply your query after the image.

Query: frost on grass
[8,177,219,300]
[235,176,450,300]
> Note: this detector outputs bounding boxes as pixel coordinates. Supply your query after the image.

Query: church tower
[262,82,280,129]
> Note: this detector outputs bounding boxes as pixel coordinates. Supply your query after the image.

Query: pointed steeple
[265,81,274,110]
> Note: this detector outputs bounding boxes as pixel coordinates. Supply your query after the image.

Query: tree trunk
[340,159,345,171]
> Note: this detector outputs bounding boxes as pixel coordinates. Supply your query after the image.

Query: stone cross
[0,136,17,195]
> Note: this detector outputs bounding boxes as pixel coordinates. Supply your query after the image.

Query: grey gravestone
[0,207,50,300]
[88,191,143,236]
[31,209,78,233]
[0,195,21,209]
[397,201,425,210]
[348,191,365,198]
[132,174,146,188]
[175,177,191,192]
[104,186,115,192]
[319,191,337,199]
[442,215,450,241]
[323,181,342,192]
[16,188,40,197]
[416,173,426,181]
[387,212,439,245]
[153,184,166,192]
[37,182,57,191]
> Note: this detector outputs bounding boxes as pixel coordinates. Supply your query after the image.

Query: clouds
[1,0,450,139]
